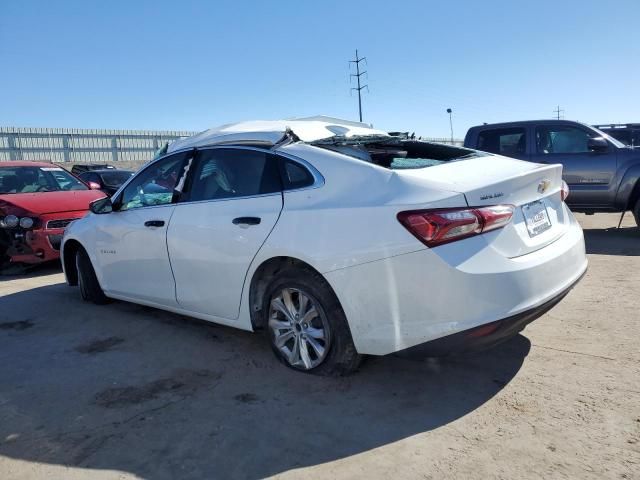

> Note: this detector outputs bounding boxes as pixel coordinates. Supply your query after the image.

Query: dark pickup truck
[464,120,640,226]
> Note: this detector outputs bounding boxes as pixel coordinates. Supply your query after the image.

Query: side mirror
[588,137,609,153]
[88,181,102,190]
[89,197,113,215]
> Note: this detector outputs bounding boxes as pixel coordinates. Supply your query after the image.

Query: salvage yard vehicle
[61,117,588,375]
[77,169,134,196]
[0,162,105,267]
[464,120,640,226]
[70,164,116,175]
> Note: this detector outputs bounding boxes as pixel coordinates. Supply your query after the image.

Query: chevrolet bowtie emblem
[537,180,551,194]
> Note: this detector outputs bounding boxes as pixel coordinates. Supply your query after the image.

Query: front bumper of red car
[1,212,87,265]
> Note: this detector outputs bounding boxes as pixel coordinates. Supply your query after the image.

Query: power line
[553,105,564,120]
[349,49,368,122]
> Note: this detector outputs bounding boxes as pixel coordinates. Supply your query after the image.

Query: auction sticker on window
[522,200,552,237]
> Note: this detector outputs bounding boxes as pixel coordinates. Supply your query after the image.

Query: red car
[0,161,105,267]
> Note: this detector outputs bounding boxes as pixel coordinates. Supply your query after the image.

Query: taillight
[561,180,569,202]
[397,204,515,247]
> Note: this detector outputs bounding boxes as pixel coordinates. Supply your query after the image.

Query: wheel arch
[248,256,337,331]
[615,164,640,210]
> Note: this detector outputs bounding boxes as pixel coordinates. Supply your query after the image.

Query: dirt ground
[0,213,638,480]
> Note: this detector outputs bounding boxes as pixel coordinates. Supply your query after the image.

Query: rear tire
[76,248,109,304]
[263,267,362,376]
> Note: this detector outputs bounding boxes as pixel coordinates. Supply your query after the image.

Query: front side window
[118,152,189,211]
[189,149,280,202]
[536,126,598,154]
[0,166,88,194]
[477,128,526,155]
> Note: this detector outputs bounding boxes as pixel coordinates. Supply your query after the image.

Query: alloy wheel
[268,287,331,370]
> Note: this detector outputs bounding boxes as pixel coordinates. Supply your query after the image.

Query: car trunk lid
[395,155,569,257]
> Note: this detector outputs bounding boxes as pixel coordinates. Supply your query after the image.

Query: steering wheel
[36,185,50,192]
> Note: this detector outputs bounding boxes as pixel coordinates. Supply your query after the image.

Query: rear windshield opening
[318,139,484,170]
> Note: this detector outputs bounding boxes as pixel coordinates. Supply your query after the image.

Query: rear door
[167,147,283,320]
[530,123,617,207]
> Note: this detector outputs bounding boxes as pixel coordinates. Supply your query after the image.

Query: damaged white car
[61,116,587,374]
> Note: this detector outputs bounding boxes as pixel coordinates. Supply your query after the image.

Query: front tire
[76,248,108,304]
[263,267,362,375]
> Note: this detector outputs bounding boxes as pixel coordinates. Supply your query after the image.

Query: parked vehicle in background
[71,164,116,175]
[78,169,134,196]
[593,124,640,148]
[61,117,586,375]
[464,120,640,226]
[0,162,105,267]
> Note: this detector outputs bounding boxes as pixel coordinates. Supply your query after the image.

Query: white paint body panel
[168,116,389,152]
[62,118,588,357]
[93,205,178,306]
[167,193,283,319]
[323,203,587,355]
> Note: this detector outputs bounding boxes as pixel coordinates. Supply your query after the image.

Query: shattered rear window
[313,137,485,170]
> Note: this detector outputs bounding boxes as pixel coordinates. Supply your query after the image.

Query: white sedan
[61,116,587,375]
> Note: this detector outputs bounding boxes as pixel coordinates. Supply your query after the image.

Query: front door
[531,124,618,207]
[95,151,191,305]
[167,147,283,320]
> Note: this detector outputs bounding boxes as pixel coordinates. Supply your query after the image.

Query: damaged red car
[0,162,105,267]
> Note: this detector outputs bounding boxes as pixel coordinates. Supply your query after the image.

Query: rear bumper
[395,268,585,357]
[325,209,588,356]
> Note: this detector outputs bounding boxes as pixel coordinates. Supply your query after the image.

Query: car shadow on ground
[0,261,62,280]
[583,226,640,256]
[0,282,531,480]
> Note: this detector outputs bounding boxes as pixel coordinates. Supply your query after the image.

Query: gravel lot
[0,213,638,480]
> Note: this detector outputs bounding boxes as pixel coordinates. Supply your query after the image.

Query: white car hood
[167,116,389,152]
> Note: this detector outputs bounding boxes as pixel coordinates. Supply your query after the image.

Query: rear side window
[189,148,281,201]
[477,128,526,155]
[282,159,314,190]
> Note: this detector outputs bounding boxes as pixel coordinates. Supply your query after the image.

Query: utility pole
[446,108,454,144]
[349,49,368,122]
[553,105,564,120]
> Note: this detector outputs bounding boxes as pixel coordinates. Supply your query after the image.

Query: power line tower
[553,105,564,120]
[349,49,368,122]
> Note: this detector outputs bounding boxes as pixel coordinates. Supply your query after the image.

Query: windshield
[315,138,485,170]
[101,171,134,187]
[0,166,88,194]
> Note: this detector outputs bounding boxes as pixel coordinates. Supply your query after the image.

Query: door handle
[232,216,261,226]
[144,220,165,227]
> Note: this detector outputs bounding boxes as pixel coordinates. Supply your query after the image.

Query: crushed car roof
[167,116,390,152]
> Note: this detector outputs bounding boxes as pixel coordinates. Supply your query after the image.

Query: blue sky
[1,0,638,138]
